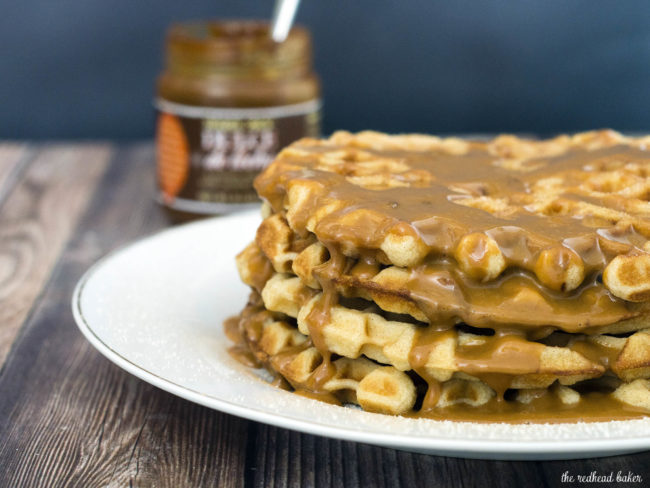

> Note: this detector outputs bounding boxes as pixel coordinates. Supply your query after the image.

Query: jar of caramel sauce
[155,21,321,221]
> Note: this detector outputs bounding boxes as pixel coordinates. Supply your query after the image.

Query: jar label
[155,99,321,214]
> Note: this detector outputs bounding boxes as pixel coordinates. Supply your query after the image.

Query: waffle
[255,130,650,299]
[227,291,650,416]
[227,130,650,422]
[228,294,417,415]
[253,217,650,333]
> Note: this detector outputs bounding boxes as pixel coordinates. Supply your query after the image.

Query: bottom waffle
[259,272,650,389]
[225,293,650,422]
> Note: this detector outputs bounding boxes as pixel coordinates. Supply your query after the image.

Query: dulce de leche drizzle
[409,327,543,405]
[255,141,650,277]
[404,260,636,330]
[233,132,650,422]
[408,326,452,410]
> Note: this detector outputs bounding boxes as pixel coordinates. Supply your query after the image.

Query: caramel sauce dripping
[407,254,635,331]
[455,332,543,400]
[239,244,274,293]
[408,327,544,404]
[568,339,622,370]
[408,327,454,411]
[223,315,243,343]
[224,315,263,368]
[299,243,348,389]
[227,346,261,368]
[349,254,380,280]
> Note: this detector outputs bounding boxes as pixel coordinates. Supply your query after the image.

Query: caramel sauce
[405,259,638,330]
[293,389,342,405]
[270,342,339,395]
[223,315,243,343]
[257,146,649,249]
[455,334,543,400]
[271,375,291,390]
[404,393,649,424]
[349,254,381,280]
[300,243,348,385]
[455,333,543,377]
[408,327,454,410]
[244,246,274,293]
[224,312,263,368]
[568,339,622,369]
[407,327,545,403]
[227,345,261,368]
[302,291,334,356]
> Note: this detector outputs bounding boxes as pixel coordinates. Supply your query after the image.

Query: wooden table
[0,142,647,487]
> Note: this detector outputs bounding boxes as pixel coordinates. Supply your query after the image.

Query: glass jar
[155,20,321,221]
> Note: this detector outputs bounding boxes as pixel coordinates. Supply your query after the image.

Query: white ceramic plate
[72,210,650,460]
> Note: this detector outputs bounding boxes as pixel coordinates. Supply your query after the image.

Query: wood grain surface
[0,143,647,488]
[0,144,111,367]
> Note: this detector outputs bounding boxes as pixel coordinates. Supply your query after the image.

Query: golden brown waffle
[251,219,650,333]
[226,130,650,421]
[254,268,650,387]
[227,293,650,415]
[255,130,650,303]
[229,295,417,415]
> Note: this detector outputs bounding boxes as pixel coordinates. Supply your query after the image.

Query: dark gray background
[2,0,650,139]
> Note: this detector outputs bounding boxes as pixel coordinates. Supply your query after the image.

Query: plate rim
[71,213,650,457]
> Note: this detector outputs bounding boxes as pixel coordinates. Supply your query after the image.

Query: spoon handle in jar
[270,0,301,43]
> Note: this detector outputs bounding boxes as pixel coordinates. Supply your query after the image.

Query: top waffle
[255,130,650,306]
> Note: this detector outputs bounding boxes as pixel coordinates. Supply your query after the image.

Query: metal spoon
[270,0,301,43]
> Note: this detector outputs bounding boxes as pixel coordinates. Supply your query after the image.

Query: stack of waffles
[225,130,650,422]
